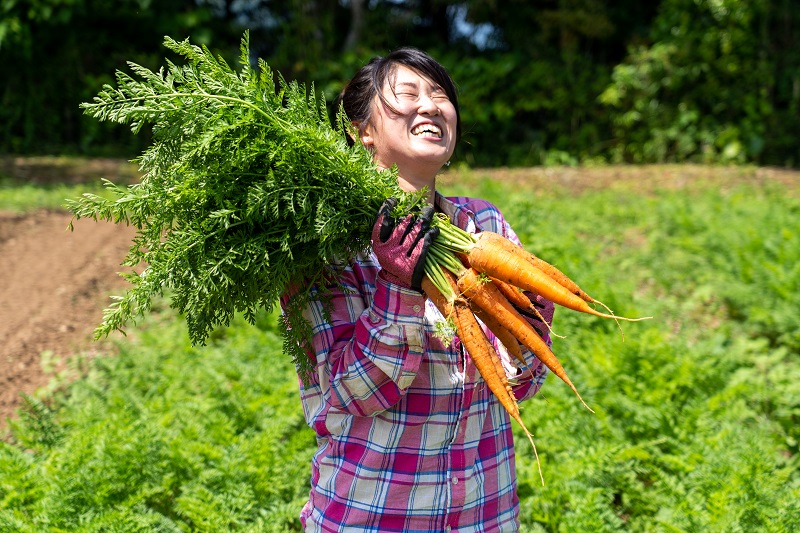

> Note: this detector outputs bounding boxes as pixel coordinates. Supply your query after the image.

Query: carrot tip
[516,417,544,487]
[571,386,595,414]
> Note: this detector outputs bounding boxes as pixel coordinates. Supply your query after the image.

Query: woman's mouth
[411,123,443,138]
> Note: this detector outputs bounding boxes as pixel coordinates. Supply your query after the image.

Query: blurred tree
[195,0,343,81]
[599,0,798,166]
[442,0,660,166]
[0,0,237,155]
[1,0,797,167]
[761,0,800,166]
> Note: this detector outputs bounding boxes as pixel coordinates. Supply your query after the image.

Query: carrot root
[457,267,595,414]
[424,273,544,485]
[489,276,564,339]
[469,231,651,325]
[471,303,530,373]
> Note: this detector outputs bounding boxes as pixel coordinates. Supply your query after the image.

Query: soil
[1,156,141,428]
[1,158,797,428]
[0,211,137,427]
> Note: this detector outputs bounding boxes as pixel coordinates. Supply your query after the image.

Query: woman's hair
[338,47,461,145]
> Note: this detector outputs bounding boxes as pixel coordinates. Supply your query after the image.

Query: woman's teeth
[411,124,442,137]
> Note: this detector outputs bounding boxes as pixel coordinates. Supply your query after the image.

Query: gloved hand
[371,197,439,292]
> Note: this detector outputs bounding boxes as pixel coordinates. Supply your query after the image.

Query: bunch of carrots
[420,214,650,484]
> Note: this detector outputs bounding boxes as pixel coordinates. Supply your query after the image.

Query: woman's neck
[397,173,437,204]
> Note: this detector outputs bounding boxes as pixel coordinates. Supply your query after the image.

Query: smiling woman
[359,65,457,194]
[67,33,561,531]
[280,47,555,533]
[339,48,461,202]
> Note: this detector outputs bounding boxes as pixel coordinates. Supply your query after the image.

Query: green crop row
[1,169,798,531]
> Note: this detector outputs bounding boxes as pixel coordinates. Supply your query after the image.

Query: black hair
[338,47,461,146]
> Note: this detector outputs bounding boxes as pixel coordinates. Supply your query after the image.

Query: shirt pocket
[375,356,462,431]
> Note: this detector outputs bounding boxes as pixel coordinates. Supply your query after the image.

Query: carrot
[524,254,594,303]
[453,301,516,409]
[466,231,650,323]
[421,275,454,318]
[452,297,544,485]
[422,273,545,486]
[422,271,510,381]
[489,276,563,339]
[470,303,529,372]
[457,267,595,414]
[490,275,533,309]
[511,246,628,320]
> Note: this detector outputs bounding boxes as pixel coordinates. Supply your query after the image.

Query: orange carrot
[514,248,627,319]
[423,272,510,380]
[453,301,516,409]
[451,298,544,485]
[470,303,528,371]
[421,275,454,317]
[490,275,534,308]
[457,267,594,414]
[524,254,594,303]
[467,231,650,323]
[489,276,562,339]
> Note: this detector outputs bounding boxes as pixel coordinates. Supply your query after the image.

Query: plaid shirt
[282,193,554,533]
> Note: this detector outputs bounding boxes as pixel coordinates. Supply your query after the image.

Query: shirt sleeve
[302,267,428,417]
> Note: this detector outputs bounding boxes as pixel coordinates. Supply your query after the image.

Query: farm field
[0,161,798,531]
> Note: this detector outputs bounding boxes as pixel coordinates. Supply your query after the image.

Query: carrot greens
[67,33,424,375]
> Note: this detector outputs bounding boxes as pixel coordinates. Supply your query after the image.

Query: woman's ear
[358,122,374,148]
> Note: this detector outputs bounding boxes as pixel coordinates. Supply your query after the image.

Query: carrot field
[1,165,798,532]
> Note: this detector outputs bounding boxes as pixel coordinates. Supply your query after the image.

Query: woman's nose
[418,94,440,116]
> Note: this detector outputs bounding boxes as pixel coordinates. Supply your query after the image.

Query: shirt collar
[434,191,479,233]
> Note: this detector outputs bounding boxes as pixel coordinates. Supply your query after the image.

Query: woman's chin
[412,147,453,167]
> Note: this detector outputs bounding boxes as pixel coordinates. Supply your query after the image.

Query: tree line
[1,0,798,167]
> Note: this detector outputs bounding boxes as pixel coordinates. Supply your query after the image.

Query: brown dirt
[0,210,137,427]
[0,155,141,428]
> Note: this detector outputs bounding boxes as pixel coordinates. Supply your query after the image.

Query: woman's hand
[371,198,439,291]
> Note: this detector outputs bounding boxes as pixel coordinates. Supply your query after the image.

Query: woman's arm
[301,266,428,417]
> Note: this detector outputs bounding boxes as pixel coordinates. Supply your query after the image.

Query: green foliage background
[1,167,798,531]
[2,0,799,167]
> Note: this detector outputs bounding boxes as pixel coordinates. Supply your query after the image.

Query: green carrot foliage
[67,33,425,375]
[2,167,799,530]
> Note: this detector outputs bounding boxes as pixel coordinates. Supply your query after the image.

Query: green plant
[67,33,420,376]
[1,307,313,531]
[3,168,798,530]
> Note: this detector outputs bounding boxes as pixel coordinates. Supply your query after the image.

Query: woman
[281,47,555,532]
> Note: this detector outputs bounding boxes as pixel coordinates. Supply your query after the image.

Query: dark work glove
[371,197,439,291]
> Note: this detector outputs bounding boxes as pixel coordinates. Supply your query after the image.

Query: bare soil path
[0,210,136,425]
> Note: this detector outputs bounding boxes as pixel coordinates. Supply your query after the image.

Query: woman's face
[360,64,457,186]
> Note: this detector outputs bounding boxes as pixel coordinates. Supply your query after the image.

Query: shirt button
[445,527,451,533]
[412,304,421,313]
[452,476,459,485]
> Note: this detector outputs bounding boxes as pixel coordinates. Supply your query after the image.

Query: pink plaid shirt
[282,194,554,533]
